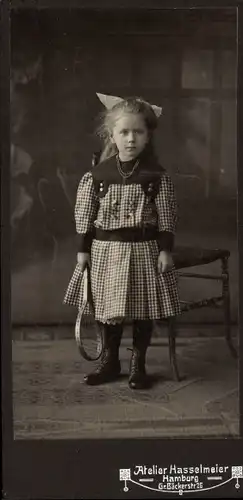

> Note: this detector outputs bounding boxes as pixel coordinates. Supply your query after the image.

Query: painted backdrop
[10,9,238,326]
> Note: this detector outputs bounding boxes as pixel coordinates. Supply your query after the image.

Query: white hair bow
[96,92,162,118]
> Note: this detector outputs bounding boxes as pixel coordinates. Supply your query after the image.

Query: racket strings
[75,267,104,361]
[76,312,103,361]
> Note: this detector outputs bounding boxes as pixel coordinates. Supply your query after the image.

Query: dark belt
[95,227,158,242]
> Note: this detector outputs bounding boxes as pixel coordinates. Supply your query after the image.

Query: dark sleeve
[157,231,174,252]
[76,231,94,253]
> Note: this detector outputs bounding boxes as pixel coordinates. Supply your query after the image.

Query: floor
[12,326,239,440]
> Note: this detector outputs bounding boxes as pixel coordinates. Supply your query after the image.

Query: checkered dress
[63,166,181,324]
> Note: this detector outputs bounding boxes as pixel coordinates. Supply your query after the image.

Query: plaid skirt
[63,239,181,323]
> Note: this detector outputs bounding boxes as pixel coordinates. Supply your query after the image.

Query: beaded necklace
[116,155,140,179]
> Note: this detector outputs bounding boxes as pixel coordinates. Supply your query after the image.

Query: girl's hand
[157,251,174,273]
[77,252,91,272]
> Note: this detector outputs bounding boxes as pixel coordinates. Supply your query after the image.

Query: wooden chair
[167,246,237,381]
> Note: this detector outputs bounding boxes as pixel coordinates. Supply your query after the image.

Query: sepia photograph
[10,6,240,442]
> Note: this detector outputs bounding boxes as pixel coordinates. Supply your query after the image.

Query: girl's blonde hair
[95,97,158,162]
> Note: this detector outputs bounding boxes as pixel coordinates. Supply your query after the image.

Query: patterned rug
[12,339,239,439]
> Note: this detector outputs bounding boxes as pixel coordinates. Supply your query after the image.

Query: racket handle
[83,267,89,302]
[83,265,95,311]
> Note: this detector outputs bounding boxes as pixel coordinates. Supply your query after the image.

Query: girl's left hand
[158,251,174,273]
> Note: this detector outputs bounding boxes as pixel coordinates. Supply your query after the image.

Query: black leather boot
[84,323,123,385]
[128,320,153,390]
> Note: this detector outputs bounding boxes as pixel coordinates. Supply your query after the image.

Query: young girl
[64,93,181,390]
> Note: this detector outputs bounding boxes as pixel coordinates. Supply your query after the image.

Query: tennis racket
[75,266,104,361]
